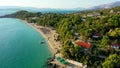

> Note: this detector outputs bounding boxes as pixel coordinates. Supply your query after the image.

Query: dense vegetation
[2,6,120,67]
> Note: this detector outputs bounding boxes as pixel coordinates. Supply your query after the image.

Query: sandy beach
[23,20,62,54]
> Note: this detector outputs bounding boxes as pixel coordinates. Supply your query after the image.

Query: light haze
[0,0,120,9]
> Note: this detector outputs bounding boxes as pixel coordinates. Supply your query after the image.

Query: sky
[0,0,120,9]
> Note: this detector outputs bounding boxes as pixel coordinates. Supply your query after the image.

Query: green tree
[101,36,110,46]
[102,54,120,68]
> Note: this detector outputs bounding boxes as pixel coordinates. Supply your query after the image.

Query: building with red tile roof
[76,41,91,49]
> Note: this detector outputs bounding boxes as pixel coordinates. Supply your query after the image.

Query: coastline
[22,20,61,54]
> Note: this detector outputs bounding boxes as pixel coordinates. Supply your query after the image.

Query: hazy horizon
[0,0,120,9]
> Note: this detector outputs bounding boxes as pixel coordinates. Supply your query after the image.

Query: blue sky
[0,0,120,8]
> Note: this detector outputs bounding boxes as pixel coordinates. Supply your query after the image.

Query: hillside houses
[111,43,120,49]
[92,33,102,38]
[76,40,91,49]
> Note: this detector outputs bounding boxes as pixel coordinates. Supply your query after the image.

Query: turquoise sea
[0,17,51,67]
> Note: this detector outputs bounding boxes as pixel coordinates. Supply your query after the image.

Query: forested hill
[1,6,120,68]
[0,10,42,18]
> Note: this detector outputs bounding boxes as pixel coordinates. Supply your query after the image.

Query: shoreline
[22,20,60,54]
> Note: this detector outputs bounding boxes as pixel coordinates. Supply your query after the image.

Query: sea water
[0,18,51,68]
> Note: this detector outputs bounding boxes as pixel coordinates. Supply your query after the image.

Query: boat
[40,41,45,44]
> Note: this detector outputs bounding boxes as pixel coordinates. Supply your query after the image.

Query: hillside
[1,6,120,68]
[91,1,120,10]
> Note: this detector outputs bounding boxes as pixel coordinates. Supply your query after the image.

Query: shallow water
[0,18,51,68]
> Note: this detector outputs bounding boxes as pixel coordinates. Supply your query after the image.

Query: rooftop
[76,41,91,49]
